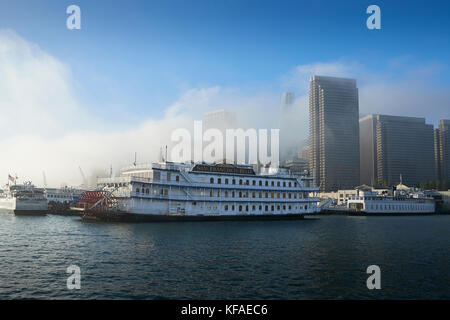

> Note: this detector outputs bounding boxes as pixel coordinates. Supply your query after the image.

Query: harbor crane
[42,171,47,189]
[79,166,88,189]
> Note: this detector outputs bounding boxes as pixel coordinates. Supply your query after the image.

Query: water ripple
[0,214,449,299]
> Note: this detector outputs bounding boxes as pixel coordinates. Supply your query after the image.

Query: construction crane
[42,171,47,189]
[79,166,88,189]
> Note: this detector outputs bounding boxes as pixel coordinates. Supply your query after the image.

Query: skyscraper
[203,109,237,132]
[279,91,300,162]
[309,75,360,191]
[359,114,378,185]
[203,109,237,163]
[360,114,436,187]
[281,91,295,110]
[438,119,450,185]
[434,128,442,184]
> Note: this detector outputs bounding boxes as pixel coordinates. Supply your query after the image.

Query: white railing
[98,176,132,184]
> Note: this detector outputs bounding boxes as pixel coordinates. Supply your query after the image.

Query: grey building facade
[434,128,441,184]
[360,114,436,187]
[359,115,378,185]
[309,75,360,192]
[203,109,237,163]
[281,91,295,110]
[438,120,450,184]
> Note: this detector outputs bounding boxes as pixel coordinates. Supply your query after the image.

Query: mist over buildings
[1,30,449,187]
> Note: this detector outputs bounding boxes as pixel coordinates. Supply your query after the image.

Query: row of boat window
[47,194,71,198]
[134,187,307,199]
[134,187,167,195]
[207,177,297,188]
[368,204,427,210]
[217,204,308,212]
[205,190,306,199]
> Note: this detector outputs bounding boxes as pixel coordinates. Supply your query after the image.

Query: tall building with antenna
[281,91,295,110]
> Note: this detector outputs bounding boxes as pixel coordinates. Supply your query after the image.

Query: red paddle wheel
[75,190,119,213]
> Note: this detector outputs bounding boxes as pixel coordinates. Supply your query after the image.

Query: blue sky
[1,0,449,121]
[0,0,449,185]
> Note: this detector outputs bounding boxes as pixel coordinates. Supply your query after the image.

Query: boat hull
[82,211,306,223]
[348,211,435,216]
[0,198,48,216]
[0,208,47,216]
[13,209,47,216]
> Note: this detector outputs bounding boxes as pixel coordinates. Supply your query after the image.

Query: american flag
[8,174,14,182]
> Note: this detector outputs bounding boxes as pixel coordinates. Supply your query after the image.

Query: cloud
[0,29,283,188]
[282,60,364,93]
[0,29,89,138]
[0,30,193,187]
